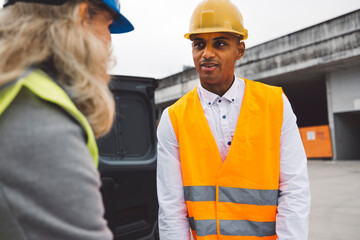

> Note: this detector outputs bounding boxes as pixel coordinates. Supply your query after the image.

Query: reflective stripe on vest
[168,79,283,239]
[189,217,276,237]
[0,69,99,167]
[184,186,279,205]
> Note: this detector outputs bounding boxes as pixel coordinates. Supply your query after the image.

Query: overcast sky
[1,0,360,79]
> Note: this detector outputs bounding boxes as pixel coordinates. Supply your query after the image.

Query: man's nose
[202,46,215,59]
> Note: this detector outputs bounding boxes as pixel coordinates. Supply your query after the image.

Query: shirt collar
[198,76,240,106]
[222,77,239,103]
[198,83,219,107]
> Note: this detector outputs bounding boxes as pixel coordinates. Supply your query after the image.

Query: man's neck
[200,76,235,96]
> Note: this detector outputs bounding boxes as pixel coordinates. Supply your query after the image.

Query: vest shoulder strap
[0,69,99,167]
[168,87,198,141]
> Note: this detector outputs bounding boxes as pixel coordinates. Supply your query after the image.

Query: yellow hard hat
[184,0,248,40]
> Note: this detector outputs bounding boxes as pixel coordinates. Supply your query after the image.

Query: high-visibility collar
[0,69,99,167]
[168,79,284,239]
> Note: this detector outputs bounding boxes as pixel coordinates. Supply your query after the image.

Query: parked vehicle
[97,75,159,240]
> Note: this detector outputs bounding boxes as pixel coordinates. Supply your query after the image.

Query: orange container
[299,125,333,159]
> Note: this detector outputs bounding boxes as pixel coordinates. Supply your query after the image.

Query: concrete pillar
[326,74,337,160]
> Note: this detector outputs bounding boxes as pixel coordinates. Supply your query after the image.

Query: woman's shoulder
[1,87,85,140]
[0,87,90,164]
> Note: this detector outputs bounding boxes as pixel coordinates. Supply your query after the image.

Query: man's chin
[199,73,219,82]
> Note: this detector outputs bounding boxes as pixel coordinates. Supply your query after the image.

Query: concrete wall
[326,66,360,159]
[155,78,198,105]
[327,67,360,113]
[235,10,360,82]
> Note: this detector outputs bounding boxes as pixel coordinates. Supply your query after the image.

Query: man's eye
[194,42,205,49]
[215,41,226,48]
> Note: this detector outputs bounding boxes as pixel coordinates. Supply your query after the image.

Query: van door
[97,75,159,240]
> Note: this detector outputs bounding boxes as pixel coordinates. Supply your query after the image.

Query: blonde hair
[0,1,115,138]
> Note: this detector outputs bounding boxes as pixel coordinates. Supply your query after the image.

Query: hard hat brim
[184,28,248,40]
[102,0,134,34]
[109,13,134,34]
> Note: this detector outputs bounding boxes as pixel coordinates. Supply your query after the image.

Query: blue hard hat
[3,0,134,34]
[102,0,134,34]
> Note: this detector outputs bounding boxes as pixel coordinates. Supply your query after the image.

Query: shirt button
[218,100,222,103]
[222,115,226,119]
[228,141,231,146]
[208,102,211,105]
[232,99,235,102]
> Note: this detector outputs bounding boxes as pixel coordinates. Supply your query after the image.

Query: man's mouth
[200,62,219,72]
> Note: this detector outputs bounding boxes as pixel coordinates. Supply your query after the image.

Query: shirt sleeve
[157,108,191,240]
[276,93,311,239]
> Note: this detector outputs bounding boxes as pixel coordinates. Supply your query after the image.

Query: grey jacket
[0,88,113,240]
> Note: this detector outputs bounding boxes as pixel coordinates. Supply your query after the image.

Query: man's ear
[236,41,245,60]
[77,2,89,25]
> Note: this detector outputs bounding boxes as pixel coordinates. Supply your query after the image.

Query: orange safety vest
[168,79,283,240]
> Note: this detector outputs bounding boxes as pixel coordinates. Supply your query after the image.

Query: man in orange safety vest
[156,0,311,239]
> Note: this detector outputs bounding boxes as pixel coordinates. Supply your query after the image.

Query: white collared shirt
[157,77,310,240]
[198,77,244,162]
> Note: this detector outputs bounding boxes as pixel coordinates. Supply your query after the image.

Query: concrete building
[155,10,360,160]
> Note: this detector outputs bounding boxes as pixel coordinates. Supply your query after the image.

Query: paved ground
[190,160,360,240]
[308,160,360,240]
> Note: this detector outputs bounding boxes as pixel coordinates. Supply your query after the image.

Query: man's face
[192,32,245,95]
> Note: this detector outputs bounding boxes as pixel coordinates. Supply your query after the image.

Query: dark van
[97,75,159,240]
